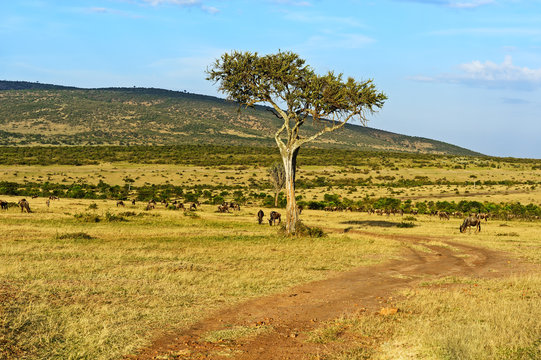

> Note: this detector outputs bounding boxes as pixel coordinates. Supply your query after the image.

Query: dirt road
[126,230,519,360]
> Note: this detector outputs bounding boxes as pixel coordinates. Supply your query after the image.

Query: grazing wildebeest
[460,216,481,233]
[218,204,229,213]
[438,211,450,220]
[49,196,59,201]
[257,209,264,225]
[0,200,8,210]
[18,199,31,213]
[116,200,125,207]
[478,213,489,222]
[268,211,281,226]
[131,199,136,206]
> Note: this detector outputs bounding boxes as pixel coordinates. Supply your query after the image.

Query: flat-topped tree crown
[207,51,386,235]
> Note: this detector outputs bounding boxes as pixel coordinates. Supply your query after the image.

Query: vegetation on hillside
[0,81,479,155]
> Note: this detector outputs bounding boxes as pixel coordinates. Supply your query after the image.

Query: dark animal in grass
[0,200,8,210]
[298,205,303,215]
[190,203,197,211]
[18,199,31,213]
[131,199,136,206]
[460,216,481,233]
[116,200,125,207]
[218,204,229,213]
[146,203,155,211]
[438,211,450,220]
[269,211,281,226]
[49,196,59,200]
[257,209,264,225]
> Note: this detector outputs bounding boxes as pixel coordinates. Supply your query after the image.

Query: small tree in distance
[269,162,286,207]
[207,51,386,235]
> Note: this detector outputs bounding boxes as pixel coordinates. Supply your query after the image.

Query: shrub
[397,221,415,228]
[74,212,101,222]
[105,212,126,222]
[57,232,94,240]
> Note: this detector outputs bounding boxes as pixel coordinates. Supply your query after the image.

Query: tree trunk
[281,146,300,235]
[274,190,279,207]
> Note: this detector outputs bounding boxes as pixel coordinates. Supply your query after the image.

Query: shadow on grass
[342,220,410,228]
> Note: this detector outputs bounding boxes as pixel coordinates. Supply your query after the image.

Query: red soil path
[126,230,527,360]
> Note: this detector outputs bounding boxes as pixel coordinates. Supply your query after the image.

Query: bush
[74,212,101,222]
[57,232,94,240]
[280,221,326,238]
[397,221,415,228]
[105,212,127,222]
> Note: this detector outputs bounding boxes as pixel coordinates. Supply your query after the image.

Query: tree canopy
[207,50,387,234]
[207,51,387,149]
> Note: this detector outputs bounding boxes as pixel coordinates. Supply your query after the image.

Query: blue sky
[2,0,541,158]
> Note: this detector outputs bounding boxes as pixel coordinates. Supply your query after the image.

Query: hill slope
[0,81,480,156]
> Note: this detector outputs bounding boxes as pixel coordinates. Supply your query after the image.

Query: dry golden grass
[0,197,401,360]
[1,155,540,360]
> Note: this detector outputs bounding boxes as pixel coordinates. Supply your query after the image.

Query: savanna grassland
[1,146,540,360]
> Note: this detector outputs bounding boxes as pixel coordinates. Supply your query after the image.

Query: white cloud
[410,56,541,90]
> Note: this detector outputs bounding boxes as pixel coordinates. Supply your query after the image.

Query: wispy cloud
[284,13,366,28]
[138,0,220,13]
[86,7,143,18]
[410,56,541,90]
[300,33,375,51]
[501,97,531,105]
[270,0,313,6]
[394,0,494,8]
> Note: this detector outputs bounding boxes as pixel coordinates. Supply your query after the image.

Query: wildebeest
[190,203,197,211]
[131,199,136,206]
[146,203,155,211]
[298,205,303,215]
[438,211,450,220]
[460,216,481,233]
[269,211,281,226]
[116,200,125,207]
[49,196,59,201]
[18,199,31,213]
[218,204,229,213]
[257,209,264,224]
[0,200,8,210]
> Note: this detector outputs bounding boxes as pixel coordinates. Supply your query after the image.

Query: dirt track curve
[126,230,521,360]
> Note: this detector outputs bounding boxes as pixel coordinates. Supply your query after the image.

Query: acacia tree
[269,162,286,207]
[207,51,386,234]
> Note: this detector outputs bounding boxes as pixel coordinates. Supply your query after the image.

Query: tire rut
[126,230,519,360]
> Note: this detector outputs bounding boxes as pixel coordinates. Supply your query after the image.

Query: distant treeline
[1,180,540,220]
[1,145,541,167]
[302,195,541,220]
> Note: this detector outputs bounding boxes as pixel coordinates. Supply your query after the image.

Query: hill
[0,80,480,156]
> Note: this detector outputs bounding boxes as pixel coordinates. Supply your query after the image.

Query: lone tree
[269,162,286,207]
[207,51,386,234]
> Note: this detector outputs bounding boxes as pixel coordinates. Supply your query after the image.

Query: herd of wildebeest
[0,195,491,232]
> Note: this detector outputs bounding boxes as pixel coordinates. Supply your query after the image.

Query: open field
[1,149,540,359]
